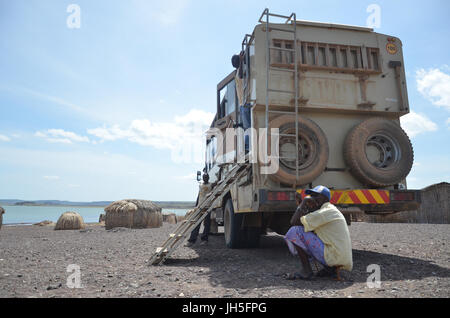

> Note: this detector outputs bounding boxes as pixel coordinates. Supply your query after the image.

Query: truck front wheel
[224,198,246,249]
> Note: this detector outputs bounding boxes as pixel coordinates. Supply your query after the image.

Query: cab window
[225,80,236,116]
[217,77,237,119]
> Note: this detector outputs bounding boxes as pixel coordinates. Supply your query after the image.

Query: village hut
[54,212,86,230]
[104,199,162,230]
[163,213,177,224]
[0,206,4,230]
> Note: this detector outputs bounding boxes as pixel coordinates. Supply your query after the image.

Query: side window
[218,79,237,119]
[219,88,226,118]
[206,139,211,171]
[225,80,236,116]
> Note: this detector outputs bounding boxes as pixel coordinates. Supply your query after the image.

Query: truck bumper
[257,188,421,213]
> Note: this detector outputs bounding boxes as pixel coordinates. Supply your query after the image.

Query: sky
[0,0,449,202]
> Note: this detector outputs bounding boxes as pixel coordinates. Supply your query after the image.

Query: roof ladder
[259,9,300,183]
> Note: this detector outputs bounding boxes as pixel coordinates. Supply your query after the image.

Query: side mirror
[196,171,201,182]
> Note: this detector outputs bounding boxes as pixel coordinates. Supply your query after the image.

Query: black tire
[344,117,414,187]
[268,115,329,186]
[224,198,246,249]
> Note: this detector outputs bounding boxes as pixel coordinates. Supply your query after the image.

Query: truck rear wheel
[269,115,329,186]
[344,117,414,187]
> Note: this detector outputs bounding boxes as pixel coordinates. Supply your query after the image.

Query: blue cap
[305,185,331,201]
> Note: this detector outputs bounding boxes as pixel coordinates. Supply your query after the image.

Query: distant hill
[7,200,113,207]
[0,199,195,209]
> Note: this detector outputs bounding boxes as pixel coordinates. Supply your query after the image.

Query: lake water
[1,205,191,225]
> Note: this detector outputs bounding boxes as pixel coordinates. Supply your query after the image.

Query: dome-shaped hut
[54,211,86,230]
[104,199,162,230]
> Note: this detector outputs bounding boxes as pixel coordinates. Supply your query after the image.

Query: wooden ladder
[149,164,250,265]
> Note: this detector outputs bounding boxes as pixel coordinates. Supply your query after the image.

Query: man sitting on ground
[284,185,353,280]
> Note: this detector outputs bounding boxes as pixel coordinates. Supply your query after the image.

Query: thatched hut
[0,206,4,230]
[163,213,177,224]
[54,212,86,230]
[104,199,162,230]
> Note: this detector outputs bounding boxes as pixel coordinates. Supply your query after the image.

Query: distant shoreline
[0,200,195,209]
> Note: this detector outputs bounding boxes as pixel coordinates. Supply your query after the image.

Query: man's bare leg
[293,244,313,278]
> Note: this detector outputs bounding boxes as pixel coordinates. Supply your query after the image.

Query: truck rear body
[203,10,420,238]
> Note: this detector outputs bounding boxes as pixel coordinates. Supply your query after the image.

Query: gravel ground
[0,222,449,298]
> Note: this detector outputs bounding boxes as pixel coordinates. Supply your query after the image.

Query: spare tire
[268,115,329,186]
[344,117,413,187]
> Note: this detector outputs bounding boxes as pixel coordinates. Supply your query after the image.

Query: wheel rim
[279,128,315,172]
[365,133,401,169]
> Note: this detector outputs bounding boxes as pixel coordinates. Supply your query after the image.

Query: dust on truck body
[202,10,420,248]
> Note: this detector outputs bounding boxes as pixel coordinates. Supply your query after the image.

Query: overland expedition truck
[201,9,421,249]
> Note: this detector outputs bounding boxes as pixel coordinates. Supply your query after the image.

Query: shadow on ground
[164,232,450,291]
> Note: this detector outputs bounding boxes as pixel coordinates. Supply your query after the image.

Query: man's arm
[290,197,317,226]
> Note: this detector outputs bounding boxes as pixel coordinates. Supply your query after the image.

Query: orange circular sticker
[386,43,398,55]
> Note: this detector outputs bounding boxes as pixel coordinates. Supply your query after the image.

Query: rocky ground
[0,222,449,298]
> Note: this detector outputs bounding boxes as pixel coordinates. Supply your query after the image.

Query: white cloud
[416,68,450,110]
[44,176,60,180]
[87,109,214,151]
[150,0,189,25]
[446,118,450,128]
[400,111,438,137]
[35,129,90,144]
[0,86,86,114]
[0,134,11,142]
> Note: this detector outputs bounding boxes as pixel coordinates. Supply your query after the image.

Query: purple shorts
[284,225,327,266]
